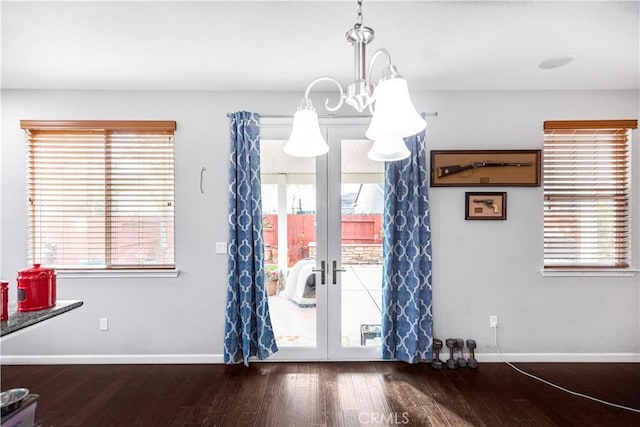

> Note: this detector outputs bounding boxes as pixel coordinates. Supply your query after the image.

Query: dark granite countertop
[1,300,84,337]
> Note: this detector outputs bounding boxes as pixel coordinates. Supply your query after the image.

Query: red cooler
[17,264,57,312]
[1,280,8,320]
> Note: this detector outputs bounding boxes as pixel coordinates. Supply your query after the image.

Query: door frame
[260,117,383,361]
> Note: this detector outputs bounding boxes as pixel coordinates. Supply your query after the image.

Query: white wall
[1,89,638,362]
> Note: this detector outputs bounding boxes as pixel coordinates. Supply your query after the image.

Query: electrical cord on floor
[492,327,640,414]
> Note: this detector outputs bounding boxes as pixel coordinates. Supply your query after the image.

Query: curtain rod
[226,112,438,118]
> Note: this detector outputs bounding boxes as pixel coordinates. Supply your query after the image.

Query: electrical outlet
[489,315,498,328]
[99,317,109,331]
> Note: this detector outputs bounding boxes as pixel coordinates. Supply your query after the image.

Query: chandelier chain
[356,0,363,27]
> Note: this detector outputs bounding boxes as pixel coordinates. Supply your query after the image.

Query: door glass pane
[340,139,384,347]
[261,140,317,347]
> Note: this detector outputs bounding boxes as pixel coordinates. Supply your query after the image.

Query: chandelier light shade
[367,136,411,162]
[285,0,425,162]
[283,107,329,157]
[365,77,426,141]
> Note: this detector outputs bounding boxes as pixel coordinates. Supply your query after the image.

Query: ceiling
[2,0,639,92]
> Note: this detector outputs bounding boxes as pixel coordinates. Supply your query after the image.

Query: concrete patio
[268,264,383,348]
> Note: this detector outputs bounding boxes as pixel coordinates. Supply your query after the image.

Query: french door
[260,118,384,360]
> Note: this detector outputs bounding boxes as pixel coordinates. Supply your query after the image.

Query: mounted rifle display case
[430,150,541,187]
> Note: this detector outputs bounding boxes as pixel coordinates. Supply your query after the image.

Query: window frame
[542,119,638,273]
[20,120,178,274]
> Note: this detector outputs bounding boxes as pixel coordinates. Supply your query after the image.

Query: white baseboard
[0,354,225,365]
[1,352,638,365]
[478,352,640,363]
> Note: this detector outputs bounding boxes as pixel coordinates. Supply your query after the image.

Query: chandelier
[284,0,426,162]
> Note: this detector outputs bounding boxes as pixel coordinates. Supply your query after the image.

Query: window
[543,120,637,268]
[20,120,176,269]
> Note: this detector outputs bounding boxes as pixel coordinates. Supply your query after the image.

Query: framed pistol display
[465,192,507,220]
[430,150,541,187]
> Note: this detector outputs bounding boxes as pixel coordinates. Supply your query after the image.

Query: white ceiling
[2,0,639,92]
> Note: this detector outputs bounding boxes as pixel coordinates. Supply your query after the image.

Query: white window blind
[543,120,637,268]
[21,120,176,269]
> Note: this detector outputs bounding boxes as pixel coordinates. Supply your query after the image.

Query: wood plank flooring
[1,362,639,426]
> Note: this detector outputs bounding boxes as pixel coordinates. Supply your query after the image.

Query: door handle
[332,260,346,285]
[312,260,326,285]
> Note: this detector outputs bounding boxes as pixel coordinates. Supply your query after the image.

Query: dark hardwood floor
[1,362,639,426]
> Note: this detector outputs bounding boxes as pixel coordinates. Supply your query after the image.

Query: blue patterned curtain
[224,111,278,365]
[381,124,433,363]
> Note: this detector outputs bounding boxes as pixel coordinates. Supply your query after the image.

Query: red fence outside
[263,214,383,267]
[32,215,174,267]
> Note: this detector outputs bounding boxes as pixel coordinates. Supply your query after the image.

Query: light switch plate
[215,242,228,254]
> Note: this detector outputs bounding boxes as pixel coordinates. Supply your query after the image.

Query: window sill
[56,269,181,279]
[540,268,639,277]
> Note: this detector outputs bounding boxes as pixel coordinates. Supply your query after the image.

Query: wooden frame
[430,150,541,187]
[465,192,507,220]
